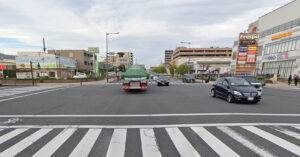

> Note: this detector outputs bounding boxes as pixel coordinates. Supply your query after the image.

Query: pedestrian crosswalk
[0,124,299,156]
[103,82,206,86]
[0,86,60,98]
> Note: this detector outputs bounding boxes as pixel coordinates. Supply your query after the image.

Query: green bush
[265,79,273,83]
[257,76,265,81]
[211,77,217,81]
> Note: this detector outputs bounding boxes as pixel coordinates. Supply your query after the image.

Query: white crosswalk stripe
[0,129,52,157]
[0,125,298,156]
[32,128,77,157]
[0,86,60,98]
[242,126,300,156]
[106,129,127,157]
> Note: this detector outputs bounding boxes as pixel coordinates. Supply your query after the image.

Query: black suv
[182,74,196,83]
[211,77,261,104]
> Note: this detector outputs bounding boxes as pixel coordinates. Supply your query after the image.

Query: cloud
[0,0,294,67]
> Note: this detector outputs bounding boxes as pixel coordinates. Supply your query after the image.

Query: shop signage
[240,34,259,40]
[247,58,255,62]
[240,40,256,45]
[0,65,6,70]
[248,47,257,51]
[272,31,293,40]
[238,56,247,60]
[240,45,248,52]
[247,55,256,59]
[238,61,246,64]
[248,50,256,54]
[239,53,247,56]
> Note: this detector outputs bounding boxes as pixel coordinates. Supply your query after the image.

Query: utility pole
[43,37,46,53]
[30,61,34,86]
[106,32,119,83]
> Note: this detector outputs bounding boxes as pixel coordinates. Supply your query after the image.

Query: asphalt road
[0,80,299,156]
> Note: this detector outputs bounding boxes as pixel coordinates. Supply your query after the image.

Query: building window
[84,61,88,65]
[69,52,74,57]
[49,72,55,77]
[262,60,296,78]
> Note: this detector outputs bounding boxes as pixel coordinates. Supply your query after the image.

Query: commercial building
[108,52,133,69]
[16,52,76,79]
[164,50,173,66]
[171,47,232,74]
[0,53,16,78]
[256,0,300,78]
[48,49,96,72]
[229,41,238,74]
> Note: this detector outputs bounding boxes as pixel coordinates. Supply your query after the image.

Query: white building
[257,0,300,78]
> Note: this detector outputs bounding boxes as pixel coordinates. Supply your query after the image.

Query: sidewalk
[36,78,115,86]
[265,81,300,89]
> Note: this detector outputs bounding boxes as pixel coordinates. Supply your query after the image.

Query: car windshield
[159,75,168,79]
[244,77,258,83]
[185,75,195,79]
[228,79,251,86]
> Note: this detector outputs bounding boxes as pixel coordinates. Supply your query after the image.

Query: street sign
[88,47,99,54]
[95,62,99,74]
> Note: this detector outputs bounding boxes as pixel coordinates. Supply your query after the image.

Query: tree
[118,65,126,72]
[176,64,191,75]
[152,66,167,74]
[169,64,177,76]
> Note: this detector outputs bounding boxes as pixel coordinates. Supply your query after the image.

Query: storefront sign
[0,65,6,70]
[248,51,256,54]
[239,53,247,56]
[247,58,255,62]
[88,47,99,54]
[247,55,256,59]
[238,56,247,60]
[240,34,259,40]
[248,47,257,51]
[238,61,246,64]
[240,45,248,52]
[272,31,293,40]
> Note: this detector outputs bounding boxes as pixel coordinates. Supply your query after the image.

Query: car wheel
[211,89,216,97]
[157,83,160,86]
[166,83,169,86]
[227,94,234,103]
[192,80,195,83]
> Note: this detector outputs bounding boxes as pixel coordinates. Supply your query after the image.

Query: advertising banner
[247,58,255,62]
[95,62,99,74]
[247,55,256,59]
[16,56,76,69]
[0,65,6,70]
[238,61,246,64]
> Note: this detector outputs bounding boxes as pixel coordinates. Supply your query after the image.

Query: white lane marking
[242,126,300,156]
[0,123,300,129]
[293,126,300,131]
[269,126,300,140]
[166,128,201,157]
[106,129,127,157]
[0,129,52,157]
[0,113,300,118]
[69,129,102,157]
[0,87,67,102]
[191,127,240,157]
[0,128,28,144]
[218,126,274,157]
[140,129,162,157]
[32,128,77,157]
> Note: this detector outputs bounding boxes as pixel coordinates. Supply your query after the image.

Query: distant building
[48,49,96,72]
[108,52,133,69]
[16,52,76,79]
[164,50,173,66]
[171,47,232,74]
[229,41,239,74]
[0,53,16,70]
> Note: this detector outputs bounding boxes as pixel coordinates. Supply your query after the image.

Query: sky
[0,0,294,67]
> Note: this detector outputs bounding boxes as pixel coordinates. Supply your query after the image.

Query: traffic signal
[37,63,41,69]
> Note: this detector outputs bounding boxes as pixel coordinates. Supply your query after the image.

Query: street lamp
[106,32,119,83]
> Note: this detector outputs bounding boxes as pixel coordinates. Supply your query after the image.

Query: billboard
[88,47,99,54]
[235,33,259,75]
[16,56,76,69]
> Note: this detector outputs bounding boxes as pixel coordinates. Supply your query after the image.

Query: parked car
[182,74,196,83]
[157,75,169,86]
[211,77,261,104]
[0,80,2,86]
[73,73,87,79]
[234,75,264,95]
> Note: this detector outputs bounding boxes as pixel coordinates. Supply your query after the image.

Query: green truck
[121,65,150,91]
